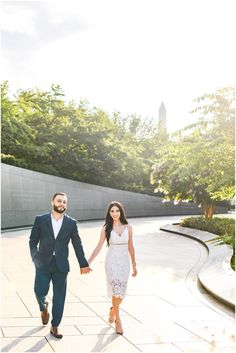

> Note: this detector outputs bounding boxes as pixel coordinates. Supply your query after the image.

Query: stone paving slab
[47,334,140,352]
[2,325,81,338]
[1,297,31,318]
[1,337,54,352]
[136,343,183,352]
[175,320,236,344]
[75,325,115,335]
[173,340,234,353]
[1,216,235,352]
[120,322,203,344]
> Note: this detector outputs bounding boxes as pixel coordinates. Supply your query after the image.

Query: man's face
[52,195,67,214]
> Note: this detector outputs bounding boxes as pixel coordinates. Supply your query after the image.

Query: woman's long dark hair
[104,201,128,246]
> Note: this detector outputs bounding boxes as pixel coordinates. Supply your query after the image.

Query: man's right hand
[80,266,92,274]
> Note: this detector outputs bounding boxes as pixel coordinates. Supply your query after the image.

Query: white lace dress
[105,227,130,299]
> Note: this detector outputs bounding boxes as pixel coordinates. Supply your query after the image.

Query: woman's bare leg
[112,296,123,334]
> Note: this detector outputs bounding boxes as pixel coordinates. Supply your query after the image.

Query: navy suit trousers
[34,256,68,327]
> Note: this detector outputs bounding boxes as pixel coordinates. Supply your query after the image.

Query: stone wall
[1,163,226,229]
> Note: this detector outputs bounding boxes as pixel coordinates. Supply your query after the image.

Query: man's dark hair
[52,192,67,200]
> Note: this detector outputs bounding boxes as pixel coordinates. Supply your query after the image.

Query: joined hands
[80,266,92,275]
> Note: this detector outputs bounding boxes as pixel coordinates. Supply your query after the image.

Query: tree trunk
[202,201,216,219]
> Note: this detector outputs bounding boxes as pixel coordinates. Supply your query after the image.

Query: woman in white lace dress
[88,201,137,335]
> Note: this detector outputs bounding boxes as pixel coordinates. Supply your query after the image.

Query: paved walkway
[1,216,235,352]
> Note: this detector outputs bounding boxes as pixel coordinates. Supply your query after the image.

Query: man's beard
[53,205,66,214]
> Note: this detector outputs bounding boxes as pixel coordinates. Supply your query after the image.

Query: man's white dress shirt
[51,214,64,255]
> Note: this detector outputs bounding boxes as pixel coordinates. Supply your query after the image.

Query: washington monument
[158,102,167,132]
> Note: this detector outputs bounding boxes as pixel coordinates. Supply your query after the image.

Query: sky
[1,0,235,132]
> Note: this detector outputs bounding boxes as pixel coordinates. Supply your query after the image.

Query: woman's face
[109,206,121,221]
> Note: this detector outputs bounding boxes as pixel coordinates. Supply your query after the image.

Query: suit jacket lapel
[46,213,55,239]
[56,215,69,240]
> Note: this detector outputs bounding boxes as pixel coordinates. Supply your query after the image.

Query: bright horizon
[2,0,235,132]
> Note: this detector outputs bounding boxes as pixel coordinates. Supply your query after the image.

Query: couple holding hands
[29,192,137,338]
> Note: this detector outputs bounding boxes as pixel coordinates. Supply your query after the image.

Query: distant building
[158,102,167,132]
[158,102,168,143]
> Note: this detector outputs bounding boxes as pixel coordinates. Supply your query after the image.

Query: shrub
[181,216,235,270]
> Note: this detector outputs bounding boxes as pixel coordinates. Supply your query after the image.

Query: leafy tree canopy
[151,87,235,218]
[1,81,161,194]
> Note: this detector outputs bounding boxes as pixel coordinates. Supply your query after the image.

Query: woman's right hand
[132,264,137,277]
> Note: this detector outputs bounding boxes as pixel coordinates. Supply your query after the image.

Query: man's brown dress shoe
[41,302,49,325]
[50,326,63,339]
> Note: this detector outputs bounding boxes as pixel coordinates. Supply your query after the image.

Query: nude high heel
[108,307,115,323]
[115,319,123,335]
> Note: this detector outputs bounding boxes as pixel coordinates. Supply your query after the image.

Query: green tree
[1,81,39,169]
[151,87,235,218]
[1,82,164,194]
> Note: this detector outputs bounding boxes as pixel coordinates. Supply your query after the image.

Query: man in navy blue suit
[29,192,92,338]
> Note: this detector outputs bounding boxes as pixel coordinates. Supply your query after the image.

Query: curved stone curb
[160,224,235,309]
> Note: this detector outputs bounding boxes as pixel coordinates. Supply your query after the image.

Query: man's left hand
[80,266,92,274]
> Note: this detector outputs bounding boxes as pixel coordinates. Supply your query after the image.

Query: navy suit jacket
[29,213,89,272]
